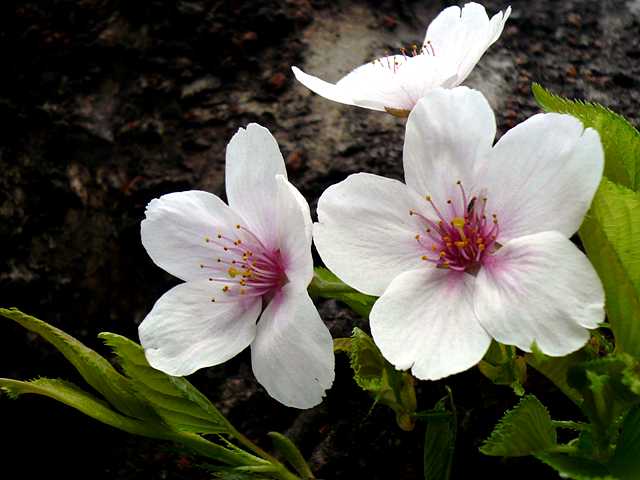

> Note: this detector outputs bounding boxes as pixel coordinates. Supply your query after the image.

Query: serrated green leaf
[333,338,352,353]
[609,405,640,479]
[478,342,527,396]
[567,354,640,451]
[525,349,588,406]
[534,452,614,480]
[268,432,313,479]
[99,332,233,435]
[0,308,154,420]
[480,395,557,457]
[348,328,417,431]
[532,84,640,190]
[0,377,168,438]
[423,389,456,480]
[579,180,640,358]
[308,267,377,317]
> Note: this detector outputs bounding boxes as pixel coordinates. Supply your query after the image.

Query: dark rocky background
[1,0,639,478]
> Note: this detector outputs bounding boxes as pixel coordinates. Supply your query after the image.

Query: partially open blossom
[138,123,334,408]
[314,87,605,380]
[292,2,510,116]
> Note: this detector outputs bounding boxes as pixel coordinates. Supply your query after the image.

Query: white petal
[251,284,334,409]
[141,190,245,282]
[292,66,360,107]
[139,279,261,376]
[352,55,458,111]
[274,175,313,287]
[403,87,496,204]
[314,173,431,296]
[474,231,605,356]
[480,114,604,241]
[294,59,413,111]
[424,3,511,84]
[370,268,491,380]
[225,123,287,243]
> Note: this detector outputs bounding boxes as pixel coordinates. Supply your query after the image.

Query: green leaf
[0,378,168,439]
[0,308,153,420]
[308,267,377,317]
[478,342,527,396]
[268,432,314,479]
[526,350,589,405]
[423,388,456,480]
[480,395,557,457]
[99,332,233,435]
[532,83,640,190]
[348,327,417,431]
[609,405,640,479]
[535,452,615,480]
[579,180,640,357]
[567,354,640,452]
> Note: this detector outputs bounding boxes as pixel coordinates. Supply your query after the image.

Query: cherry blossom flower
[138,123,334,408]
[292,2,511,116]
[314,87,605,380]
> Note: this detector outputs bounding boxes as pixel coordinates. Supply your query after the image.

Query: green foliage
[99,333,232,435]
[0,377,168,438]
[308,267,377,317]
[534,452,614,480]
[579,180,640,357]
[478,342,527,396]
[344,327,417,431]
[567,354,640,446]
[526,350,589,405]
[1,309,310,478]
[480,395,557,457]
[0,307,153,420]
[422,388,456,480]
[609,405,640,479]
[268,432,314,479]
[532,83,640,190]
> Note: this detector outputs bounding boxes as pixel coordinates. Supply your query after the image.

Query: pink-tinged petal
[480,114,604,241]
[314,173,432,296]
[139,279,261,376]
[403,87,496,204]
[225,123,287,243]
[251,284,334,409]
[274,175,313,287]
[370,268,491,380]
[474,231,605,356]
[424,3,511,84]
[141,190,245,282]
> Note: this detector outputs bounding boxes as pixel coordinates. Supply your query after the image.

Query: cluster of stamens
[409,181,500,273]
[199,224,286,303]
[372,40,436,72]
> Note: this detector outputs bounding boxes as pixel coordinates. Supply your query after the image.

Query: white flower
[314,87,605,380]
[292,2,511,116]
[138,123,334,408]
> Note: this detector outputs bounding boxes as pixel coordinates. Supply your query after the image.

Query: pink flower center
[409,181,500,274]
[200,224,287,302]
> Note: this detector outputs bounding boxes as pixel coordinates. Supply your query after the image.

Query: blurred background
[1,0,639,478]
